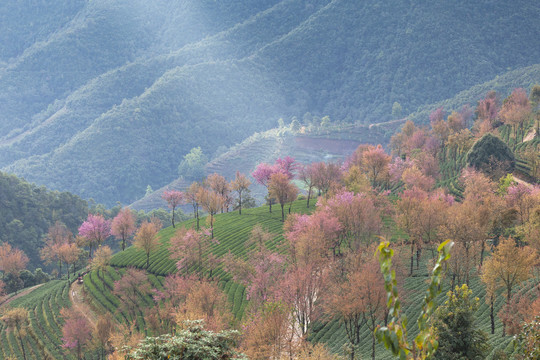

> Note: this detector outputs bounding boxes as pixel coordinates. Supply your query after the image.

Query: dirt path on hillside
[369,117,407,129]
[523,128,537,142]
[69,280,98,328]
[513,174,535,189]
[0,283,44,308]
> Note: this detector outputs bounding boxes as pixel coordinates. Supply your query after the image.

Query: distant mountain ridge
[1,0,540,205]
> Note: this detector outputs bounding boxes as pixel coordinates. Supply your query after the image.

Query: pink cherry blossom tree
[298,163,316,208]
[111,207,136,251]
[170,228,218,276]
[78,214,111,258]
[323,191,383,251]
[162,189,184,228]
[252,162,279,212]
[61,307,92,360]
[275,156,297,180]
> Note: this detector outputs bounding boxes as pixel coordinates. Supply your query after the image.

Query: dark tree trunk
[490,296,495,334]
[371,333,376,360]
[465,246,470,285]
[18,333,27,360]
[410,242,414,275]
[480,240,485,267]
[238,194,242,215]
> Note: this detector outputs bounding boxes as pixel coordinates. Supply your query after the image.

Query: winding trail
[369,117,407,129]
[0,283,44,308]
[523,128,537,142]
[69,280,98,328]
[513,174,535,189]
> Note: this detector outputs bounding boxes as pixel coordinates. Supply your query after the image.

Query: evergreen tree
[432,284,490,360]
[466,133,515,178]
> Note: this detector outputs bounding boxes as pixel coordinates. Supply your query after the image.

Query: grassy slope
[1,197,530,359]
[97,200,521,359]
[0,280,74,360]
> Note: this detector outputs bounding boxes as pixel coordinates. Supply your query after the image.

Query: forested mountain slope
[131,64,540,211]
[1,0,540,205]
[0,172,88,270]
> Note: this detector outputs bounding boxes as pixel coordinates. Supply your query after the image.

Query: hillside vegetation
[130,123,392,212]
[0,171,88,270]
[1,1,540,204]
[90,192,539,359]
[2,104,539,358]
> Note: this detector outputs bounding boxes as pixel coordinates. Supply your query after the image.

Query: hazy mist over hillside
[1,4,540,359]
[1,0,539,205]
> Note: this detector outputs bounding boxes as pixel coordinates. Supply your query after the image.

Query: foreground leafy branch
[375,239,453,360]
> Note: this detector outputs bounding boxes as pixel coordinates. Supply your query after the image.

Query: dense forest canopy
[0,0,540,205]
[0,171,88,270]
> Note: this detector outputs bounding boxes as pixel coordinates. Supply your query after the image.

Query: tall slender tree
[198,188,224,238]
[298,164,316,208]
[111,207,136,251]
[57,241,80,282]
[499,88,531,143]
[162,190,184,227]
[78,214,111,258]
[94,315,114,360]
[269,172,298,222]
[361,144,391,188]
[134,221,161,269]
[252,162,277,212]
[231,171,251,215]
[170,228,218,276]
[483,238,537,336]
[0,243,29,291]
[40,222,73,277]
[185,182,202,230]
[207,174,230,213]
[90,245,113,279]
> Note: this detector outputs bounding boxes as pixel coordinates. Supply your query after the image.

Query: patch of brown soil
[69,280,98,328]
